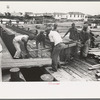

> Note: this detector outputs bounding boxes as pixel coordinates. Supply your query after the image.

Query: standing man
[36,30,46,57]
[48,24,65,71]
[13,34,30,59]
[45,24,54,55]
[79,23,90,59]
[36,31,45,49]
[63,23,80,58]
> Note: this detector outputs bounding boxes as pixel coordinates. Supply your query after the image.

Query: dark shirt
[36,32,45,43]
[45,29,51,38]
[79,30,90,44]
[67,28,79,41]
[90,31,95,41]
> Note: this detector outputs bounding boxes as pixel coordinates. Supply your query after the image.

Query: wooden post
[0,52,2,81]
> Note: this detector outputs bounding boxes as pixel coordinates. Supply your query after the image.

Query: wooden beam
[75,58,100,70]
[45,67,67,81]
[2,58,51,69]
[0,24,15,35]
[0,52,2,81]
[88,64,100,70]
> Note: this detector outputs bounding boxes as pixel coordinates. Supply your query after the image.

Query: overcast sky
[0,1,100,15]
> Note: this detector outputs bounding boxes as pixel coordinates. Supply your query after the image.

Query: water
[2,66,56,82]
[20,67,45,81]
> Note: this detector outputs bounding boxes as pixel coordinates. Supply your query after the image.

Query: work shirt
[79,30,90,44]
[49,30,63,46]
[36,32,45,43]
[14,35,29,42]
[67,28,79,41]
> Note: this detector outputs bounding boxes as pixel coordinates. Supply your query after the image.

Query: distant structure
[67,12,86,21]
[10,12,23,17]
[53,12,67,19]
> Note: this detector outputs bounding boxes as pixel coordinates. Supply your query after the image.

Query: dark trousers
[70,45,79,58]
[36,41,45,57]
[51,42,65,70]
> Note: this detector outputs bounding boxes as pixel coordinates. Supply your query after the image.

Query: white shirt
[14,35,29,42]
[0,43,2,52]
[49,30,62,45]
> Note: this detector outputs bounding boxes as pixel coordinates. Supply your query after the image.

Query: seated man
[13,34,31,59]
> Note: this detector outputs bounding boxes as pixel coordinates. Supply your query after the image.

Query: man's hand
[62,36,65,39]
[76,41,83,47]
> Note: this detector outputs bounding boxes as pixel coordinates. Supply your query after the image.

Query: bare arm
[24,41,29,53]
[62,29,70,38]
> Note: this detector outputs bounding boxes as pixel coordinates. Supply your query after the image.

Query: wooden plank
[88,64,100,70]
[0,37,12,59]
[75,58,93,69]
[2,58,51,68]
[0,25,16,35]
[61,67,80,81]
[89,52,100,56]
[67,65,88,81]
[0,33,51,69]
[57,68,75,81]
[74,59,97,80]
[45,67,68,81]
[73,60,97,81]
[70,61,94,81]
[63,65,85,81]
[74,59,97,73]
[0,52,2,81]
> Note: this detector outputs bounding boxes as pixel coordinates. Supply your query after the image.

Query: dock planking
[0,24,99,81]
[45,67,71,81]
[72,60,97,80]
[0,36,51,68]
[45,58,98,81]
[0,51,2,81]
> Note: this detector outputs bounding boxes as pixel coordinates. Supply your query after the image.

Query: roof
[11,12,23,17]
[53,12,66,15]
[67,12,85,15]
[0,12,4,16]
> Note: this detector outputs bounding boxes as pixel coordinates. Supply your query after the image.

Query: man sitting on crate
[48,24,66,72]
[13,34,34,59]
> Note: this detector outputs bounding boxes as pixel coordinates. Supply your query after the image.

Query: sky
[0,1,100,15]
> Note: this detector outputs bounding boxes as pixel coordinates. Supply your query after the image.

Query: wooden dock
[45,58,99,81]
[0,24,100,82]
[0,36,51,68]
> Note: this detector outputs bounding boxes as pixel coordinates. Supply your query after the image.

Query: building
[67,12,85,21]
[53,12,67,19]
[33,13,43,17]
[10,12,23,17]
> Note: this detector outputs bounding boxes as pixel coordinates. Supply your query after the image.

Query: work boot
[58,63,61,68]
[83,57,87,61]
[49,68,57,72]
[52,68,57,72]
